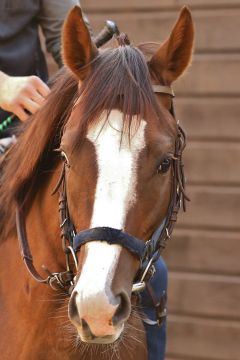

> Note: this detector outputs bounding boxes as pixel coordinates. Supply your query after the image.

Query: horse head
[57,5,194,344]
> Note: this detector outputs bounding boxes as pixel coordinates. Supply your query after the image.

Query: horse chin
[77,324,124,344]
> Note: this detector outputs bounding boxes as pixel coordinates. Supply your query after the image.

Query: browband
[152,85,175,97]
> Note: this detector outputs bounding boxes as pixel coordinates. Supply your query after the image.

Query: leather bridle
[16,84,189,296]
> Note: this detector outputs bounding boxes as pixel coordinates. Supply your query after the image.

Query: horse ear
[62,6,98,80]
[149,6,194,84]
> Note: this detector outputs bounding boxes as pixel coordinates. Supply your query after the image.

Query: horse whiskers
[54,304,69,311]
[48,314,69,320]
[77,342,92,359]
[37,296,68,304]
[127,333,145,347]
[62,323,74,332]
[71,337,122,360]
[119,335,134,360]
[43,290,68,297]
[47,306,68,314]
[37,298,67,303]
[101,342,120,359]
[44,299,144,360]
[56,320,73,327]
[131,308,146,322]
[125,320,145,333]
[54,306,69,312]
[54,320,81,355]
[110,345,120,360]
[72,333,81,351]
[61,325,77,342]
[121,317,145,358]
[48,302,68,310]
[131,304,144,313]
[61,319,122,360]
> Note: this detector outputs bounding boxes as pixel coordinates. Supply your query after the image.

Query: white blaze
[87,109,146,230]
[75,110,146,331]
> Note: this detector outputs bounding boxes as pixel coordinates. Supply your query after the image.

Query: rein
[16,84,189,296]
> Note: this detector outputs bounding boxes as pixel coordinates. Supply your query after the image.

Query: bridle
[16,82,189,298]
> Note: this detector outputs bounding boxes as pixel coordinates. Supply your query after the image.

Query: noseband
[16,84,189,295]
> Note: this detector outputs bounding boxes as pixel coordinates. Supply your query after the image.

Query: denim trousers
[140,257,168,360]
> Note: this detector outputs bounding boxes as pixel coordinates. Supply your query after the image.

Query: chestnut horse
[0,6,194,360]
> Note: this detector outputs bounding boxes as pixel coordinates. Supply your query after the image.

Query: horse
[0,6,194,360]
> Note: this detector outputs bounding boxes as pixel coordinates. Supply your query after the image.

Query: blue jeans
[140,257,168,360]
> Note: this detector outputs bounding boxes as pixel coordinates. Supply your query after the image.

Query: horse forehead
[86,110,147,153]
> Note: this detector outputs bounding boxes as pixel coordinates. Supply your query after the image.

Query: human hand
[0,72,50,121]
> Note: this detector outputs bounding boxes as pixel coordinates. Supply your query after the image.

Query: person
[0,0,79,140]
[0,1,168,358]
[141,259,168,360]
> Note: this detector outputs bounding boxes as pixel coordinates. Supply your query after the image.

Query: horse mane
[0,43,165,240]
[0,68,79,239]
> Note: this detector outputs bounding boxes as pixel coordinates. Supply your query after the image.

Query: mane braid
[0,68,78,240]
[69,45,163,150]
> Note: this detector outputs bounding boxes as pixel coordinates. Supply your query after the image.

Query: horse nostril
[68,291,81,326]
[112,292,131,326]
[81,318,96,340]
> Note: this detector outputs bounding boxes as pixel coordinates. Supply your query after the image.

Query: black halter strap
[73,227,147,260]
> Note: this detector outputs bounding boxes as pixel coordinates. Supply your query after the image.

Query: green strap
[0,115,14,133]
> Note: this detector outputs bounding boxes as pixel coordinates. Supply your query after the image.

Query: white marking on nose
[74,241,121,336]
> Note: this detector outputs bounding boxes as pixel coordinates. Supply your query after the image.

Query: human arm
[37,0,80,68]
[0,71,50,121]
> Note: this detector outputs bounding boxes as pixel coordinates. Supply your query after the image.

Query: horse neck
[0,162,76,355]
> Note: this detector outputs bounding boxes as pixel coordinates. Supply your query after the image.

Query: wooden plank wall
[47,1,240,359]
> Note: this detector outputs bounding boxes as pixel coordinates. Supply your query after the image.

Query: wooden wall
[48,1,240,359]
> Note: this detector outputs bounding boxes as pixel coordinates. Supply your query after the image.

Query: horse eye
[61,151,70,167]
[157,158,171,174]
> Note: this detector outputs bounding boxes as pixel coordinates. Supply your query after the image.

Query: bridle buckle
[132,281,146,293]
[47,271,74,291]
[166,228,171,240]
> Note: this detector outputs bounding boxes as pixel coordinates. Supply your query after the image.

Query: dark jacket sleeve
[37,0,80,68]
